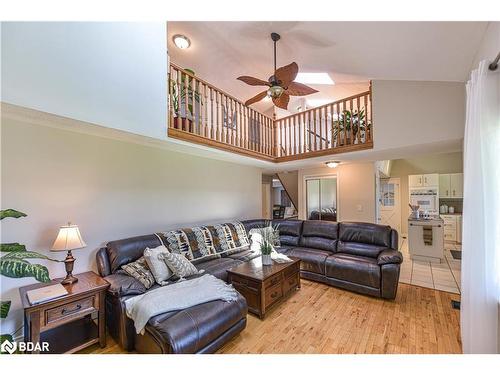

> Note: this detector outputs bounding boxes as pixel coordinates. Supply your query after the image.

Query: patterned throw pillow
[121,257,155,289]
[156,227,219,262]
[143,245,173,284]
[212,221,250,256]
[159,252,201,279]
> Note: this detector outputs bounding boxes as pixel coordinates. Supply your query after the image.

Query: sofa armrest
[377,249,403,265]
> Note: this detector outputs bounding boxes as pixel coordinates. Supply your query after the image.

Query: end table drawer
[45,295,96,325]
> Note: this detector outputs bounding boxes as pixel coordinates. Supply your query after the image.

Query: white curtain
[461,60,500,353]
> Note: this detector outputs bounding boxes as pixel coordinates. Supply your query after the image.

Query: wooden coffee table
[227,257,301,319]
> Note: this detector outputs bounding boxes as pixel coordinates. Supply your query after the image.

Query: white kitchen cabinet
[441,214,462,243]
[409,174,423,187]
[423,174,439,187]
[438,173,463,198]
[450,173,464,198]
[439,174,451,198]
[409,174,439,188]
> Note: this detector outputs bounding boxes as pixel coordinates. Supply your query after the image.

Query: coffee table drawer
[283,261,300,277]
[264,273,283,288]
[230,274,260,291]
[264,283,283,308]
[283,274,299,295]
[45,295,96,326]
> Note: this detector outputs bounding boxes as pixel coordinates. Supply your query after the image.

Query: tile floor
[399,239,461,294]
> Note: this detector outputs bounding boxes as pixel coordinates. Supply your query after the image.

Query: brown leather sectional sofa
[96,219,402,353]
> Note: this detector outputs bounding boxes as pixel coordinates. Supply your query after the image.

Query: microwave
[410,189,438,213]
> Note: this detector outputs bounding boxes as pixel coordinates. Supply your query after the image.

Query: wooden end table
[227,257,300,319]
[19,271,109,354]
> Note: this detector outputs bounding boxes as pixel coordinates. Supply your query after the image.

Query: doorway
[305,175,338,221]
[377,178,401,234]
[262,182,271,219]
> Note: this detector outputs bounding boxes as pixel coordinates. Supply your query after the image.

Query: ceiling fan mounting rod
[271,32,280,74]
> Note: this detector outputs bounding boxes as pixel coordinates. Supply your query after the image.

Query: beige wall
[0,116,261,334]
[298,162,376,223]
[372,80,465,151]
[390,151,463,235]
[471,22,500,69]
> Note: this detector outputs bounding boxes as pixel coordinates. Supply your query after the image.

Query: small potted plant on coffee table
[260,228,275,266]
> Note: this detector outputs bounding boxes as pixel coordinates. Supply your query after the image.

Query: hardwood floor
[82,280,462,354]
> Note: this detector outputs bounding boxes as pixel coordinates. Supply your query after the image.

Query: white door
[378,178,401,234]
[262,183,271,219]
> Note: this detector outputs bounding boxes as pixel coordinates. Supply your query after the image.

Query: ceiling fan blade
[272,93,290,110]
[274,62,299,86]
[237,76,270,87]
[285,81,319,96]
[245,91,268,106]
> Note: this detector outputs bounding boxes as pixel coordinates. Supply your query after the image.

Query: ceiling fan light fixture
[172,34,191,49]
[267,85,284,98]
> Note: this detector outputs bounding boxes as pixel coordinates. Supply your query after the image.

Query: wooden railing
[167,63,373,163]
[168,64,275,161]
[273,90,372,161]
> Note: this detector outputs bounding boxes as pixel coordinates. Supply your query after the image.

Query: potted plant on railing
[332,108,371,146]
[169,68,202,132]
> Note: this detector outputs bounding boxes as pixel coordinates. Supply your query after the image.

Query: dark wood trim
[168,128,276,162]
[274,141,374,163]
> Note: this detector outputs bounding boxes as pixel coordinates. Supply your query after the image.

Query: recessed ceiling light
[172,34,191,49]
[296,72,334,85]
[325,161,340,168]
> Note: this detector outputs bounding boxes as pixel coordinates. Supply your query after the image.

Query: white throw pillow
[249,230,263,252]
[143,245,173,284]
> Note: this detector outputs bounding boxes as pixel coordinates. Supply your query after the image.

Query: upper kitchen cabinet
[439,173,463,198]
[450,173,464,198]
[409,174,439,188]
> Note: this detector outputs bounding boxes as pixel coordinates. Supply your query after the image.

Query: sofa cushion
[195,257,243,282]
[224,248,260,262]
[338,222,392,258]
[325,253,380,289]
[104,271,149,297]
[143,294,247,354]
[107,234,161,273]
[143,245,174,284]
[299,220,338,252]
[286,247,331,274]
[241,219,271,234]
[272,219,303,246]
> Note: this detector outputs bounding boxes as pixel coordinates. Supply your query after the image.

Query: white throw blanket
[125,274,239,334]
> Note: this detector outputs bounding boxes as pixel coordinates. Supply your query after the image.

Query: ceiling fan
[237,32,318,110]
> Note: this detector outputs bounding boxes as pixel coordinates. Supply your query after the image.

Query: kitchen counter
[408,215,443,222]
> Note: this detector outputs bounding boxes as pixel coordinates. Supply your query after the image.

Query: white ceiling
[168,21,487,113]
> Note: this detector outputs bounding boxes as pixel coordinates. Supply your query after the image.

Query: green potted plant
[169,68,202,132]
[332,108,371,146]
[0,209,58,350]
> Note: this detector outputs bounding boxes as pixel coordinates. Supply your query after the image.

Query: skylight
[295,72,334,85]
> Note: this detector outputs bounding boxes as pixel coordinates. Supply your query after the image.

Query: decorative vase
[261,254,273,266]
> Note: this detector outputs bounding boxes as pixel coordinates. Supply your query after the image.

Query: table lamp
[51,223,86,285]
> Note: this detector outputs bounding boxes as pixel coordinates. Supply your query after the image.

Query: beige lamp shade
[51,223,86,252]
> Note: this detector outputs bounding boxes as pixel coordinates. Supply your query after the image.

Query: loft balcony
[167,63,373,162]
